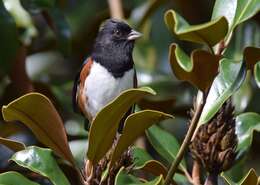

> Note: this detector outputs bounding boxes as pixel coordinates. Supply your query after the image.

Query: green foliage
[87,87,156,165]
[0,171,40,185]
[2,93,75,165]
[222,169,258,185]
[11,146,70,185]
[198,59,246,126]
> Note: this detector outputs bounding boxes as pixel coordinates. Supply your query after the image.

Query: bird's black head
[92,19,142,78]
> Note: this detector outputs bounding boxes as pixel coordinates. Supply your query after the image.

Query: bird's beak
[127,29,142,40]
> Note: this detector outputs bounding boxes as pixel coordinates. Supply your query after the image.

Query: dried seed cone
[190,100,237,174]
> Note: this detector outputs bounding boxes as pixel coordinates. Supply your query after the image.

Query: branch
[192,161,201,185]
[107,0,124,19]
[164,98,204,185]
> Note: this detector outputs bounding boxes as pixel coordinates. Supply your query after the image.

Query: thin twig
[182,168,194,184]
[107,0,124,19]
[192,161,201,185]
[164,98,205,185]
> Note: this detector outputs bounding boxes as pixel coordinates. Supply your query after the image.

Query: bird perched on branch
[72,19,142,126]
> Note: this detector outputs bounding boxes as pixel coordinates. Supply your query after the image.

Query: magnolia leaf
[11,146,70,185]
[169,44,219,91]
[0,137,25,151]
[2,93,75,165]
[132,147,168,178]
[212,0,260,42]
[243,47,260,70]
[0,0,20,75]
[164,10,228,46]
[222,169,258,185]
[236,112,260,157]
[115,167,164,185]
[198,59,246,126]
[146,125,186,170]
[110,110,173,168]
[87,87,156,165]
[254,61,260,88]
[0,171,40,185]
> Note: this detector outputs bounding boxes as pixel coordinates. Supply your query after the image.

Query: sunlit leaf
[165,10,228,46]
[11,146,70,185]
[87,87,156,165]
[222,168,258,185]
[169,43,219,91]
[146,125,186,169]
[0,136,25,151]
[110,110,173,168]
[115,167,164,185]
[2,93,75,165]
[243,47,260,70]
[254,61,260,88]
[0,0,20,75]
[198,59,246,126]
[0,171,40,185]
[236,112,260,157]
[212,0,260,42]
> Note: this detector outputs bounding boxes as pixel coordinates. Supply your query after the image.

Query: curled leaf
[0,136,25,152]
[0,171,40,185]
[243,47,260,70]
[165,10,228,46]
[254,61,260,88]
[169,43,219,91]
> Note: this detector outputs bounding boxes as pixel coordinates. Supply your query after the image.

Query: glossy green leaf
[169,43,219,91]
[0,171,40,185]
[87,87,156,165]
[11,146,70,185]
[0,0,20,75]
[254,61,260,88]
[236,112,260,157]
[222,169,258,185]
[3,0,37,45]
[198,59,246,126]
[212,0,260,42]
[115,167,164,185]
[165,10,228,46]
[0,137,25,151]
[110,110,173,168]
[2,93,75,165]
[146,125,186,169]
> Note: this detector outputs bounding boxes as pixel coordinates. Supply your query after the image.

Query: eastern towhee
[72,19,142,126]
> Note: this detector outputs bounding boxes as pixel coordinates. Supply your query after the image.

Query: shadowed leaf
[0,137,25,152]
[115,167,164,185]
[11,146,70,185]
[165,10,228,46]
[0,171,40,185]
[169,44,219,91]
[198,59,246,126]
[110,110,173,168]
[0,0,20,75]
[2,93,75,165]
[236,112,260,157]
[87,87,156,165]
[146,125,186,169]
[243,47,260,70]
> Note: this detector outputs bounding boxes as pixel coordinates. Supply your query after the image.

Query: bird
[72,19,142,127]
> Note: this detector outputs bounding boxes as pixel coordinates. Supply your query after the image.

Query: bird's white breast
[84,62,134,118]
